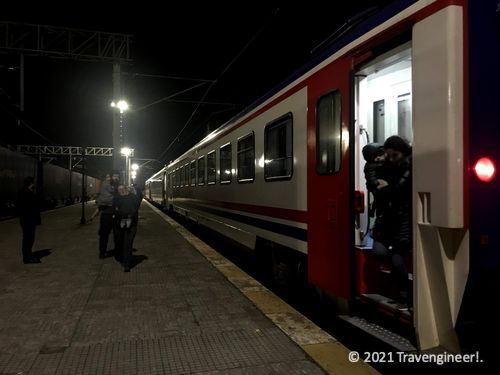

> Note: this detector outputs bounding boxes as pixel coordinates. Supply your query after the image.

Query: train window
[180,166,184,187]
[207,151,216,184]
[398,93,412,143]
[184,163,189,186]
[237,132,255,182]
[197,156,205,185]
[316,91,341,174]
[373,99,385,144]
[220,143,232,184]
[264,113,293,180]
[190,160,196,186]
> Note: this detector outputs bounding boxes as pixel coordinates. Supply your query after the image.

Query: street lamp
[120,147,134,185]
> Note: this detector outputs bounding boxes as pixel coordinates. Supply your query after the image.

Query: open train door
[307,56,352,300]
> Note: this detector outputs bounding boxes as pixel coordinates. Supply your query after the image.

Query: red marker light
[474,157,496,182]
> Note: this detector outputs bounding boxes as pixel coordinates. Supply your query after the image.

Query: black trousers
[372,240,409,292]
[116,225,137,267]
[21,223,36,261]
[98,211,115,255]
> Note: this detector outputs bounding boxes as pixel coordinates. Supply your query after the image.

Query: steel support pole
[112,63,121,172]
[69,151,72,203]
[80,148,86,224]
[20,54,24,112]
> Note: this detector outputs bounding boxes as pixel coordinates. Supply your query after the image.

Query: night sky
[1,1,396,180]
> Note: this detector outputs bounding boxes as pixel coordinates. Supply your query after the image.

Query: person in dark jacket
[362,142,385,192]
[382,135,412,253]
[17,176,41,264]
[95,173,117,258]
[113,184,140,272]
[371,135,412,304]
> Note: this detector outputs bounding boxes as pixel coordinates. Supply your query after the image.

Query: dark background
[0,2,397,180]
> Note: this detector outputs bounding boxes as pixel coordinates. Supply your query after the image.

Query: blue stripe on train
[175,201,308,242]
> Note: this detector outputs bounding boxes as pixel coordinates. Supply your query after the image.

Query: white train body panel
[168,88,308,253]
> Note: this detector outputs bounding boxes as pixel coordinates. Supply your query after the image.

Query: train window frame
[197,155,205,186]
[219,142,232,184]
[237,132,255,183]
[180,166,184,187]
[316,90,341,175]
[264,113,293,181]
[207,150,216,185]
[373,99,385,144]
[184,163,190,187]
[190,160,196,186]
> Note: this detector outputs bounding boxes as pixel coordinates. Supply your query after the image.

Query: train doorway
[352,42,414,327]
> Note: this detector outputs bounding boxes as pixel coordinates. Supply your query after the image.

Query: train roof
[145,167,167,182]
[166,0,419,168]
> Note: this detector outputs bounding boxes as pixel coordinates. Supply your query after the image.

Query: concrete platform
[0,201,378,375]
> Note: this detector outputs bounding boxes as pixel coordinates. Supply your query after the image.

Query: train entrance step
[360,293,412,325]
[339,315,416,352]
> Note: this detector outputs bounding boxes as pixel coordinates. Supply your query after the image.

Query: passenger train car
[146,0,500,357]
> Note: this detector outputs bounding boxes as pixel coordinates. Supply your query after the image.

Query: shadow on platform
[104,248,149,270]
[32,248,52,259]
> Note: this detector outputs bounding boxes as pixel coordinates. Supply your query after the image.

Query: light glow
[121,147,133,157]
[474,157,496,182]
[111,100,129,113]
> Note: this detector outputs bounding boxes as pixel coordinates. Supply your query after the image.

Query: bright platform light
[121,147,133,157]
[110,100,129,113]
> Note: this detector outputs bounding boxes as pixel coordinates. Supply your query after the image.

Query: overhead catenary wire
[134,82,207,112]
[155,7,281,163]
[125,72,216,84]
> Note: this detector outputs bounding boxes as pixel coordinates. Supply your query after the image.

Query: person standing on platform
[96,172,119,258]
[17,176,41,264]
[113,184,140,272]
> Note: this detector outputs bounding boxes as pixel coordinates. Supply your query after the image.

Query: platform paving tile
[0,203,327,374]
[31,330,310,375]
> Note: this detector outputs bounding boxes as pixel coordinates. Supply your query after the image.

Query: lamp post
[111,99,129,176]
[80,147,87,224]
[120,147,134,185]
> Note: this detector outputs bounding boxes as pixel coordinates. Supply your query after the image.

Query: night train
[146,0,500,357]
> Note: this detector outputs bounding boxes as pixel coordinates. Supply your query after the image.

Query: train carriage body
[146,0,500,355]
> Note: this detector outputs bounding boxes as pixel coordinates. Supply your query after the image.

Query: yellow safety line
[145,200,380,375]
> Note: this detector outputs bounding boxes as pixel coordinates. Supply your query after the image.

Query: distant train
[146,0,500,356]
[0,145,99,218]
